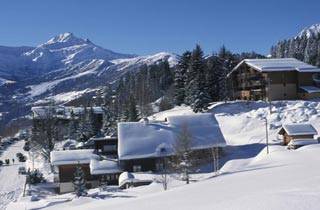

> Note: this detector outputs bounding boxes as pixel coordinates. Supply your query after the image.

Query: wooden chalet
[51,149,122,193]
[117,113,226,172]
[227,58,320,101]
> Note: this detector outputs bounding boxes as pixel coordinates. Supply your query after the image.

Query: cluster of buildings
[31,58,320,194]
[47,113,226,193]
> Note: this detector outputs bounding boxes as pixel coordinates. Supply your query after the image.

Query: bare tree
[174,123,194,184]
[156,143,170,190]
[30,103,58,161]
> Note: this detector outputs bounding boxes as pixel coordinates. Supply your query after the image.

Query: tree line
[98,45,264,135]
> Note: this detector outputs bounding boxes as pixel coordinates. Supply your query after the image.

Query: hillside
[7,100,320,210]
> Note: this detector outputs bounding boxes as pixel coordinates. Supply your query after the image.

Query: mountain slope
[0,33,178,134]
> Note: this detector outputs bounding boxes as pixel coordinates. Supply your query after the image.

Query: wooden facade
[281,133,315,145]
[120,147,222,173]
[55,163,100,193]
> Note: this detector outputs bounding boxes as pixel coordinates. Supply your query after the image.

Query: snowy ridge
[110,52,178,71]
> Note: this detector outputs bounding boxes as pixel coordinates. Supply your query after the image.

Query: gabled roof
[50,149,98,166]
[228,58,320,77]
[278,123,318,136]
[118,113,226,160]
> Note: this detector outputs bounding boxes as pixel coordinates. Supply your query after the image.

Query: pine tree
[77,107,93,142]
[67,110,77,140]
[174,51,191,105]
[127,95,139,122]
[206,56,221,101]
[187,45,210,112]
[217,46,236,101]
[73,163,87,197]
[101,84,118,135]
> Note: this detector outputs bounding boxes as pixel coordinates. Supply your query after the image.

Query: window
[103,145,117,152]
[133,165,141,172]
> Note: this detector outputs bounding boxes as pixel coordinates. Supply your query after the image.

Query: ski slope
[0,140,26,210]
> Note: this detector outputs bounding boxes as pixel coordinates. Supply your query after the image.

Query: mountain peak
[41,32,89,49]
[297,23,320,39]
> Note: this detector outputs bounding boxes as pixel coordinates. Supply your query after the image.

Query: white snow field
[0,140,26,210]
[7,100,320,210]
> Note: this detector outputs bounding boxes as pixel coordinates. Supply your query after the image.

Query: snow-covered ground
[35,144,319,210]
[0,140,26,210]
[6,100,320,210]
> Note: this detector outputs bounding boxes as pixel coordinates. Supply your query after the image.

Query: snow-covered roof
[288,139,319,146]
[118,113,226,160]
[90,159,122,175]
[50,149,98,166]
[279,123,318,136]
[299,86,320,93]
[228,58,320,77]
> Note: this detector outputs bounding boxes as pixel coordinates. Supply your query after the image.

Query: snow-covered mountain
[271,23,320,66]
[0,32,135,81]
[0,33,178,132]
[23,32,135,71]
[297,23,320,38]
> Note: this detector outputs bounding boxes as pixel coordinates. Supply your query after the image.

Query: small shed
[278,123,318,145]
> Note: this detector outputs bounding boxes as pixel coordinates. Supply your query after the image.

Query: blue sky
[0,0,319,55]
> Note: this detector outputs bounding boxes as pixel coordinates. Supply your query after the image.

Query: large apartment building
[227,58,320,101]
